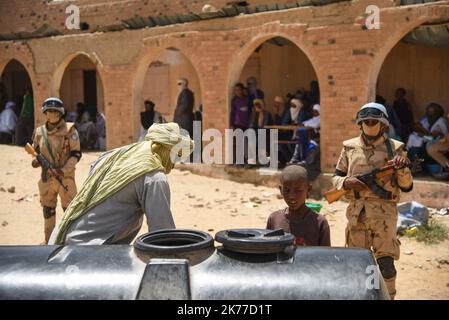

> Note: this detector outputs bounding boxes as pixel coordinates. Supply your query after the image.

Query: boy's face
[279,179,309,211]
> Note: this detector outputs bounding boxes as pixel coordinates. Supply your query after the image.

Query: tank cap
[134,229,214,254]
[215,228,294,254]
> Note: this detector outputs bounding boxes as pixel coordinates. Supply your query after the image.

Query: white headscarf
[5,101,15,110]
[290,99,301,123]
[0,101,17,133]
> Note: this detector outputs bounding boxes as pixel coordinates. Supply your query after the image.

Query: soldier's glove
[343,176,369,192]
[31,159,40,168]
[47,168,64,178]
[392,155,411,170]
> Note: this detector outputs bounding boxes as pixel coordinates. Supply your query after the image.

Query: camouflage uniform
[32,120,81,243]
[332,134,413,299]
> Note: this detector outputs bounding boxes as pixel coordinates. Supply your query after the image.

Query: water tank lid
[214,228,294,254]
[134,229,214,254]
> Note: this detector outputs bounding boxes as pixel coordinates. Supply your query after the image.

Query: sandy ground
[0,144,448,300]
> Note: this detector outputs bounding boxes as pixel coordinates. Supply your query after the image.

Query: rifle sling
[40,126,56,165]
[384,137,394,160]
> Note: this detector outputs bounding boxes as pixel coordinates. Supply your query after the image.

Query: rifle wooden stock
[324,163,405,204]
[324,188,348,204]
[25,143,38,157]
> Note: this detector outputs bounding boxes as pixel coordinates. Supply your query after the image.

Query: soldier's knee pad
[377,256,397,280]
[43,206,56,219]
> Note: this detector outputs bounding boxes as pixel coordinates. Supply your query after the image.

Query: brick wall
[1,0,448,171]
[0,0,312,37]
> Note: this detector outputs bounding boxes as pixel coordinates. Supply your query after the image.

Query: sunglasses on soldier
[357,108,385,119]
[44,100,63,108]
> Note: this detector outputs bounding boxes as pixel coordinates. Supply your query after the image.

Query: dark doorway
[0,60,33,115]
[83,70,97,119]
[0,60,34,146]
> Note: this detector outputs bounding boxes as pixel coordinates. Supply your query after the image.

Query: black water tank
[0,228,389,300]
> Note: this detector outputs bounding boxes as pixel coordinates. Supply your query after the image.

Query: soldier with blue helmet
[332,102,414,299]
[31,97,81,244]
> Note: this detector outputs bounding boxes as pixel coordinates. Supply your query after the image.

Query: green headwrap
[54,122,194,244]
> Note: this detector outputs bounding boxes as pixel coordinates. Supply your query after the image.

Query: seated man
[266,165,330,246]
[289,128,321,180]
[289,104,321,180]
[75,102,96,149]
[272,96,287,125]
[0,101,17,144]
[49,123,194,245]
[277,98,313,165]
[250,99,273,129]
[282,97,312,125]
[406,103,448,162]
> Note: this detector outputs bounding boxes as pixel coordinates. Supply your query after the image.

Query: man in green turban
[49,122,194,245]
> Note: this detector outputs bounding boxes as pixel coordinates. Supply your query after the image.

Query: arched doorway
[54,54,106,151]
[237,37,319,112]
[0,59,34,145]
[376,21,449,172]
[134,47,202,141]
[228,35,320,165]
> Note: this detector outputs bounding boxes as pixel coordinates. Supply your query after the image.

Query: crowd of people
[376,88,449,176]
[230,76,321,178]
[229,79,449,179]
[66,102,106,151]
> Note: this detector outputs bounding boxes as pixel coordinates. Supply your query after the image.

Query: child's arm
[319,217,331,246]
[265,216,272,230]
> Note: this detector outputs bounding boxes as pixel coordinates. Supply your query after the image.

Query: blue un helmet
[356,102,389,127]
[41,97,65,115]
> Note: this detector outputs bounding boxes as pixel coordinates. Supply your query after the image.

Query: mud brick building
[0,0,448,172]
